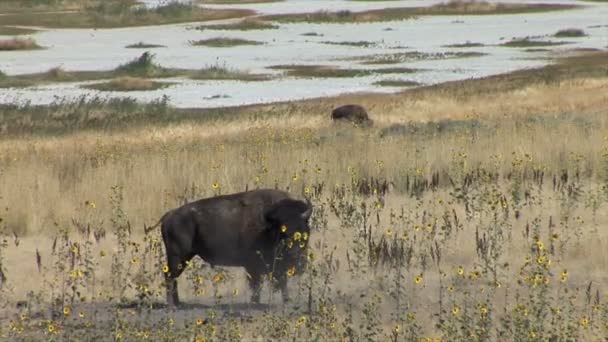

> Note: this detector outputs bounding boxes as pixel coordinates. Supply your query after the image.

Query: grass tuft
[554,28,587,37]
[301,32,323,37]
[321,40,376,47]
[501,38,570,48]
[114,52,170,77]
[373,79,422,87]
[352,51,486,65]
[269,65,373,78]
[125,42,166,49]
[199,0,283,3]
[190,37,264,47]
[196,18,278,31]
[442,41,485,48]
[190,63,270,81]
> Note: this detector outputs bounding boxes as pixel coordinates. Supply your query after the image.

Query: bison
[331,104,373,126]
[158,189,313,308]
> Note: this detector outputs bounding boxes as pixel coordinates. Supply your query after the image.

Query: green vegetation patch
[268,65,421,78]
[269,65,374,78]
[0,1,253,29]
[554,28,587,37]
[353,51,487,65]
[199,0,283,3]
[524,48,550,53]
[262,2,579,23]
[501,38,570,48]
[301,32,323,37]
[125,42,166,49]
[321,41,377,47]
[0,26,39,35]
[113,52,177,78]
[0,37,43,51]
[442,42,486,48]
[372,67,421,74]
[190,37,263,47]
[83,77,173,92]
[190,64,270,81]
[196,18,278,31]
[373,79,422,87]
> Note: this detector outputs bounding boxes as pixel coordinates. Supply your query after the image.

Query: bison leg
[165,253,188,308]
[272,272,289,303]
[279,276,289,303]
[246,267,262,304]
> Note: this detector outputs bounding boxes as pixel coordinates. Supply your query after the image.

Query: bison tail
[145,210,173,234]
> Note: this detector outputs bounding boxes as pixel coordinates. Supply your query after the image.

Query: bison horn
[301,198,313,219]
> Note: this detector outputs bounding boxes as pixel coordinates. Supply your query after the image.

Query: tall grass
[0,51,607,341]
[1,111,608,339]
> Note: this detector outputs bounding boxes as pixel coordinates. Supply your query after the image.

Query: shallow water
[0,0,606,108]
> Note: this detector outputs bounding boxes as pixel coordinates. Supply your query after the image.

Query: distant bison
[331,104,373,126]
[158,189,313,307]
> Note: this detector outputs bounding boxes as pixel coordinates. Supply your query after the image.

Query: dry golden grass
[1,74,607,235]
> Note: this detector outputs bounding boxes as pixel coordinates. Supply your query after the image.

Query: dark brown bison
[331,104,373,126]
[159,189,312,308]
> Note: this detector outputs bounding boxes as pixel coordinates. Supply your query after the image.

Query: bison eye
[280,225,288,233]
[293,232,302,241]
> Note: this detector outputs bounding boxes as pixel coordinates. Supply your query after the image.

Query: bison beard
[159,189,312,308]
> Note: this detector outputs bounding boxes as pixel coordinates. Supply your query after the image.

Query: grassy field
[1,51,608,340]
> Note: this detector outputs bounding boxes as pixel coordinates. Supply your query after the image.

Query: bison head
[263,198,313,274]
